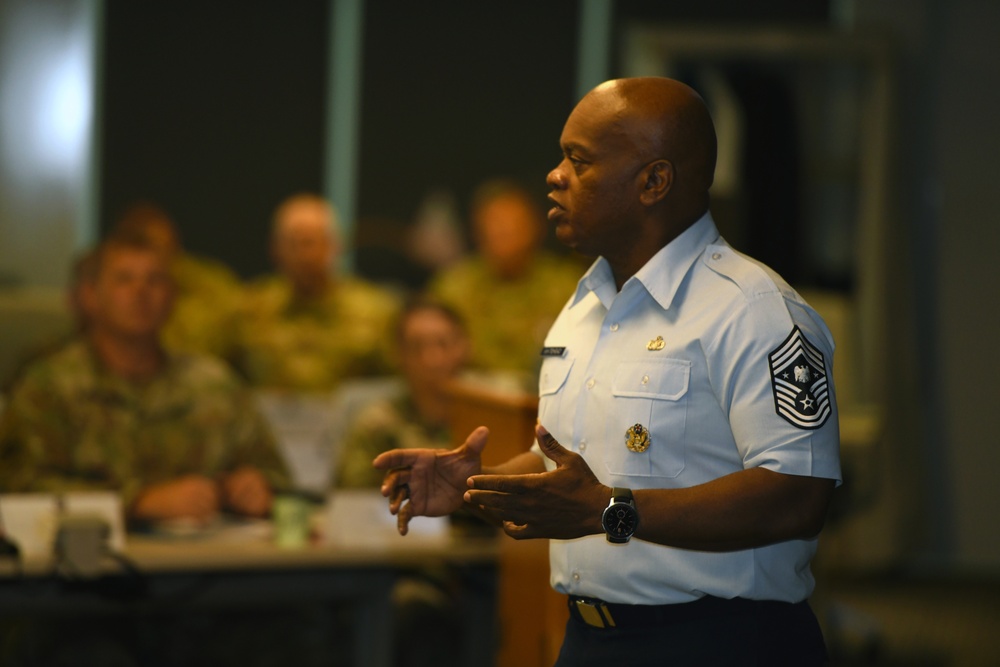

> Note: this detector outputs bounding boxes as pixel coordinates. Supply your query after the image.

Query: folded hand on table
[130,474,221,523]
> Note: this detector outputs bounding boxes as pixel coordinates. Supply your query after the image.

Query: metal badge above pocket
[625,423,651,453]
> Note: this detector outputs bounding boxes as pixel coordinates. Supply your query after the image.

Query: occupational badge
[647,336,665,351]
[625,423,651,452]
[768,326,832,429]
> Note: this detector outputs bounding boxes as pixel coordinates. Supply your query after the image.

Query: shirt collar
[571,211,721,312]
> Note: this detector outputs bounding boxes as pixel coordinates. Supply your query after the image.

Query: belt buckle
[574,599,617,628]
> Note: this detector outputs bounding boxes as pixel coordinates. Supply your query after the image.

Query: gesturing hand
[464,425,609,540]
[373,426,489,535]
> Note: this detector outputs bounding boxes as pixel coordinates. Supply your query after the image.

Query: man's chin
[554,223,577,249]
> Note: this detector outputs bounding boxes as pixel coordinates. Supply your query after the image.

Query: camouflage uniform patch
[0,340,290,504]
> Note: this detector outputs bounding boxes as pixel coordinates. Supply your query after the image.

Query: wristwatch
[601,487,638,544]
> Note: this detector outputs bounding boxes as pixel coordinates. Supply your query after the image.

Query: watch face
[602,503,638,540]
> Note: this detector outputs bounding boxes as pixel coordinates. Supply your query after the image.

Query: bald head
[586,77,717,204]
[546,77,718,283]
[270,193,340,296]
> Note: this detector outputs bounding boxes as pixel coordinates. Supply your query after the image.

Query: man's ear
[639,160,673,206]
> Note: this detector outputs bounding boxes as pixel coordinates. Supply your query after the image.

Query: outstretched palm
[373,426,489,534]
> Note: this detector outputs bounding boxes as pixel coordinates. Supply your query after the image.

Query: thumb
[461,426,490,455]
[535,424,571,464]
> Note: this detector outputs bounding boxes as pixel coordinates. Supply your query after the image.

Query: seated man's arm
[130,475,221,522]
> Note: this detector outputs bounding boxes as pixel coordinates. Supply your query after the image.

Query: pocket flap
[539,356,574,396]
[612,359,691,401]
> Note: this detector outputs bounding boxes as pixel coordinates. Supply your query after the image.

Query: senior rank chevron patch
[768,326,832,429]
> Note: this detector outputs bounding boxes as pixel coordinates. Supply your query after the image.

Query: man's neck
[486,254,534,282]
[292,275,333,301]
[88,330,166,383]
[608,207,707,291]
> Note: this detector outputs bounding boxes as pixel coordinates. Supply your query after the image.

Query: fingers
[373,449,418,471]
[397,501,413,536]
[380,467,410,500]
[502,521,537,540]
[388,483,410,515]
[463,488,534,528]
[535,424,572,464]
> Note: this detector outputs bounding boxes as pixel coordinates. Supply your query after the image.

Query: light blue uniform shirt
[533,212,841,605]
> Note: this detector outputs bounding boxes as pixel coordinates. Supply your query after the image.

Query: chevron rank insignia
[768,326,832,430]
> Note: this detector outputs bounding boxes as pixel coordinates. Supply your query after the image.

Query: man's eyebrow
[561,141,592,157]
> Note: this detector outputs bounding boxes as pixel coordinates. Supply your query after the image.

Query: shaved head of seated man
[374,77,840,666]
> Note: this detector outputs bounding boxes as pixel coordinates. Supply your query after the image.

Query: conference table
[0,512,500,667]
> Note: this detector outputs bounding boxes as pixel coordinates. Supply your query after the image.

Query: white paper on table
[0,494,59,558]
[323,489,448,546]
[0,492,126,558]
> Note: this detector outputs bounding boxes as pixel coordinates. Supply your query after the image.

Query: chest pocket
[538,355,574,431]
[605,358,690,479]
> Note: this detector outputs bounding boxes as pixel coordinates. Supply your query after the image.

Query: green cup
[272,494,311,548]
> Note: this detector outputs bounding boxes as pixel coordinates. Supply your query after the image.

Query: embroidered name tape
[541,346,567,357]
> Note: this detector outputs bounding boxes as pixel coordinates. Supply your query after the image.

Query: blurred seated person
[427,179,583,387]
[336,299,469,489]
[113,202,243,359]
[235,193,399,392]
[336,299,475,667]
[0,235,289,525]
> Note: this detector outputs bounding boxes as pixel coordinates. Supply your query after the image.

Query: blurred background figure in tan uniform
[235,193,399,392]
[428,179,583,389]
[336,299,469,489]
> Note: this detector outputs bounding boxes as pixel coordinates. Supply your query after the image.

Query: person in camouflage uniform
[427,180,584,387]
[113,202,244,360]
[335,300,476,667]
[0,235,289,522]
[336,300,468,489]
[235,193,400,392]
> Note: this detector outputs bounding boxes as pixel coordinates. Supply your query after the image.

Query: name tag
[541,346,567,358]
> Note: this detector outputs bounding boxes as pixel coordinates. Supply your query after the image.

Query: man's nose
[546,163,568,189]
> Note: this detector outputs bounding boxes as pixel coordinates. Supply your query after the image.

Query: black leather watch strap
[610,487,634,504]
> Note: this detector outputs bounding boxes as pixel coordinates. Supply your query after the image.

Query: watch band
[610,487,634,504]
[603,486,638,544]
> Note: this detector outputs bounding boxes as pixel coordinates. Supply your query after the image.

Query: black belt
[568,594,800,629]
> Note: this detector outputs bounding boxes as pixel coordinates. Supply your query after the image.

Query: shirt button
[572,572,581,582]
[579,440,587,452]
[712,252,722,260]
[641,375,650,385]
[609,322,619,332]
[586,378,596,389]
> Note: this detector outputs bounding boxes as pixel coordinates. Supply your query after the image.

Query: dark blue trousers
[554,596,828,667]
